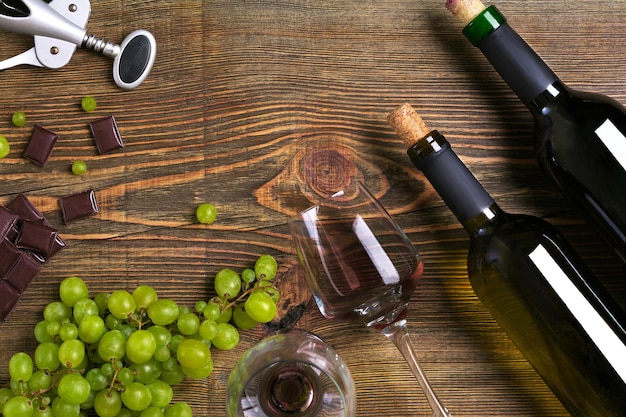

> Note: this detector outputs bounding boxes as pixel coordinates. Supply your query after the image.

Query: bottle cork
[445,0,487,25]
[387,103,431,148]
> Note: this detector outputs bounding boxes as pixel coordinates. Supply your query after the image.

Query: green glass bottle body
[408,131,626,416]
[462,5,626,263]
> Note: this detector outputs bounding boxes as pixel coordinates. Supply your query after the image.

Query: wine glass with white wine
[289,181,452,417]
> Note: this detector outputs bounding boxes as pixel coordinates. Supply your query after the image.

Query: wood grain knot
[303,148,358,196]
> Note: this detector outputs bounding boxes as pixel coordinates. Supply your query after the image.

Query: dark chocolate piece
[0,206,18,240]
[15,220,58,255]
[0,240,21,278]
[6,194,49,225]
[0,279,21,320]
[5,254,42,293]
[90,115,124,154]
[44,234,66,261]
[23,125,59,166]
[60,188,99,224]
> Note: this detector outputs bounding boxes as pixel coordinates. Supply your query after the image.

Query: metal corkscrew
[0,0,156,89]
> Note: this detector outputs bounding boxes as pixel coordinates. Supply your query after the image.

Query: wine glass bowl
[289,182,452,417]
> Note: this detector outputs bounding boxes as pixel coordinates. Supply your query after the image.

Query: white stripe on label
[595,119,626,170]
[529,244,626,383]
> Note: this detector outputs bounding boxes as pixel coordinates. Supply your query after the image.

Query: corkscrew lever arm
[0,0,156,89]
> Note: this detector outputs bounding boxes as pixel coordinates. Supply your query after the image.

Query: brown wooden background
[1,0,625,415]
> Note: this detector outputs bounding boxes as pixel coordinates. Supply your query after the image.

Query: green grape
[244,291,277,323]
[117,367,134,385]
[78,315,106,344]
[146,326,171,346]
[254,254,278,280]
[164,402,193,417]
[195,203,217,224]
[115,409,133,417]
[194,301,207,313]
[146,380,173,408]
[241,268,256,284]
[97,330,126,361]
[28,370,51,392]
[79,390,96,410]
[11,111,26,127]
[214,269,241,299]
[73,298,99,324]
[146,299,179,326]
[52,396,80,417]
[212,323,239,350]
[129,358,162,384]
[216,306,232,324]
[140,406,165,417]
[94,390,122,417]
[58,339,85,369]
[176,312,199,336]
[0,386,14,409]
[119,325,135,339]
[0,135,10,159]
[198,320,218,341]
[34,321,55,343]
[32,404,53,417]
[59,277,90,308]
[121,382,152,411]
[201,303,220,321]
[9,352,33,382]
[58,373,91,405]
[85,368,108,391]
[45,321,60,337]
[3,395,34,417]
[132,286,158,311]
[71,160,87,176]
[94,292,110,315]
[105,314,123,330]
[34,342,60,372]
[100,362,114,377]
[161,357,177,372]
[59,322,79,341]
[169,335,185,354]
[81,96,97,112]
[126,330,157,364]
[43,301,72,322]
[9,379,22,396]
[108,290,136,320]
[181,360,213,379]
[153,345,171,362]
[176,339,211,370]
[159,365,184,386]
[233,306,259,330]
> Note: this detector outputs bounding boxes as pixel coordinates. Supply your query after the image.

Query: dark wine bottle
[446,0,626,263]
[388,103,626,417]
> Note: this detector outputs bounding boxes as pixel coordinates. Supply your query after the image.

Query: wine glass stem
[380,320,452,417]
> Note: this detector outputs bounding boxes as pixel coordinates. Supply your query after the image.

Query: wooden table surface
[1,0,625,416]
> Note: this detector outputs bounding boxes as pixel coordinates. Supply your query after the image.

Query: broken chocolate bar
[60,188,99,224]
[23,125,59,166]
[15,220,58,255]
[90,115,124,154]
[5,253,42,293]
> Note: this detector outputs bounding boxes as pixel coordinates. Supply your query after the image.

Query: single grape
[126,330,157,364]
[97,330,126,361]
[216,306,233,324]
[175,339,211,370]
[9,352,33,382]
[78,315,106,344]
[140,406,165,417]
[59,277,90,308]
[58,339,85,369]
[117,367,135,385]
[108,290,136,320]
[195,203,217,224]
[94,292,110,315]
[198,320,218,341]
[57,373,91,405]
[169,334,185,354]
[211,322,239,351]
[85,368,108,391]
[202,303,220,321]
[241,268,256,284]
[71,160,87,176]
[181,360,213,379]
[214,269,241,299]
[43,301,72,323]
[34,321,55,343]
[31,404,53,417]
[100,362,114,376]
[129,358,162,384]
[73,298,99,324]
[146,325,171,346]
[94,389,122,417]
[194,301,207,313]
[176,312,200,336]
[164,402,193,417]
[146,299,179,326]
[3,395,34,417]
[81,96,97,112]
[232,306,258,330]
[27,369,52,392]
[244,291,277,323]
[146,380,173,408]
[34,342,60,371]
[45,321,60,337]
[59,322,79,341]
[0,135,9,159]
[121,382,152,411]
[132,285,158,310]
[153,345,171,362]
[159,365,184,386]
[254,254,278,280]
[51,396,80,417]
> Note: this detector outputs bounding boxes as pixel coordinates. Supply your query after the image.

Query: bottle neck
[464,5,559,107]
[406,131,502,233]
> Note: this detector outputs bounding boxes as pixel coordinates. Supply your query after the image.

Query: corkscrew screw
[0,0,156,89]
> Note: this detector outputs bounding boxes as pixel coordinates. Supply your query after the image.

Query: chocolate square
[0,279,21,320]
[5,254,42,293]
[6,194,49,225]
[60,188,99,224]
[0,206,18,240]
[23,125,59,166]
[15,220,58,255]
[44,234,66,261]
[90,115,124,154]
[0,240,21,278]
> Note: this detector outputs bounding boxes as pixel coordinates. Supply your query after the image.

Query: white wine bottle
[388,103,626,417]
[446,0,626,263]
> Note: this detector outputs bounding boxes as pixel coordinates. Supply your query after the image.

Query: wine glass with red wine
[289,182,452,417]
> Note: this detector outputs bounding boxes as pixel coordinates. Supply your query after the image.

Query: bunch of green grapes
[0,255,280,417]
